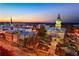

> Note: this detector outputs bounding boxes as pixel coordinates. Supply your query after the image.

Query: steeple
[57,14,61,21]
[10,17,13,26]
[10,17,13,30]
[10,17,12,24]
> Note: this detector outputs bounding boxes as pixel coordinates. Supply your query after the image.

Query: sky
[0,3,79,23]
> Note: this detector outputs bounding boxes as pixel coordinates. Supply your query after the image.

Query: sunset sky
[0,3,79,23]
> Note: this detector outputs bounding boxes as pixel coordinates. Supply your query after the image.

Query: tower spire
[10,17,12,24]
[10,17,13,29]
[57,14,61,19]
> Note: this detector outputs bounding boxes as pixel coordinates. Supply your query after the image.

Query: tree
[23,38,28,48]
[37,25,47,38]
[66,24,74,33]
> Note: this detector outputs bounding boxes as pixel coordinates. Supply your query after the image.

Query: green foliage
[37,25,47,37]
[23,38,28,48]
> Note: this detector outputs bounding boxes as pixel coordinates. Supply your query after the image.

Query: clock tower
[55,14,62,29]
